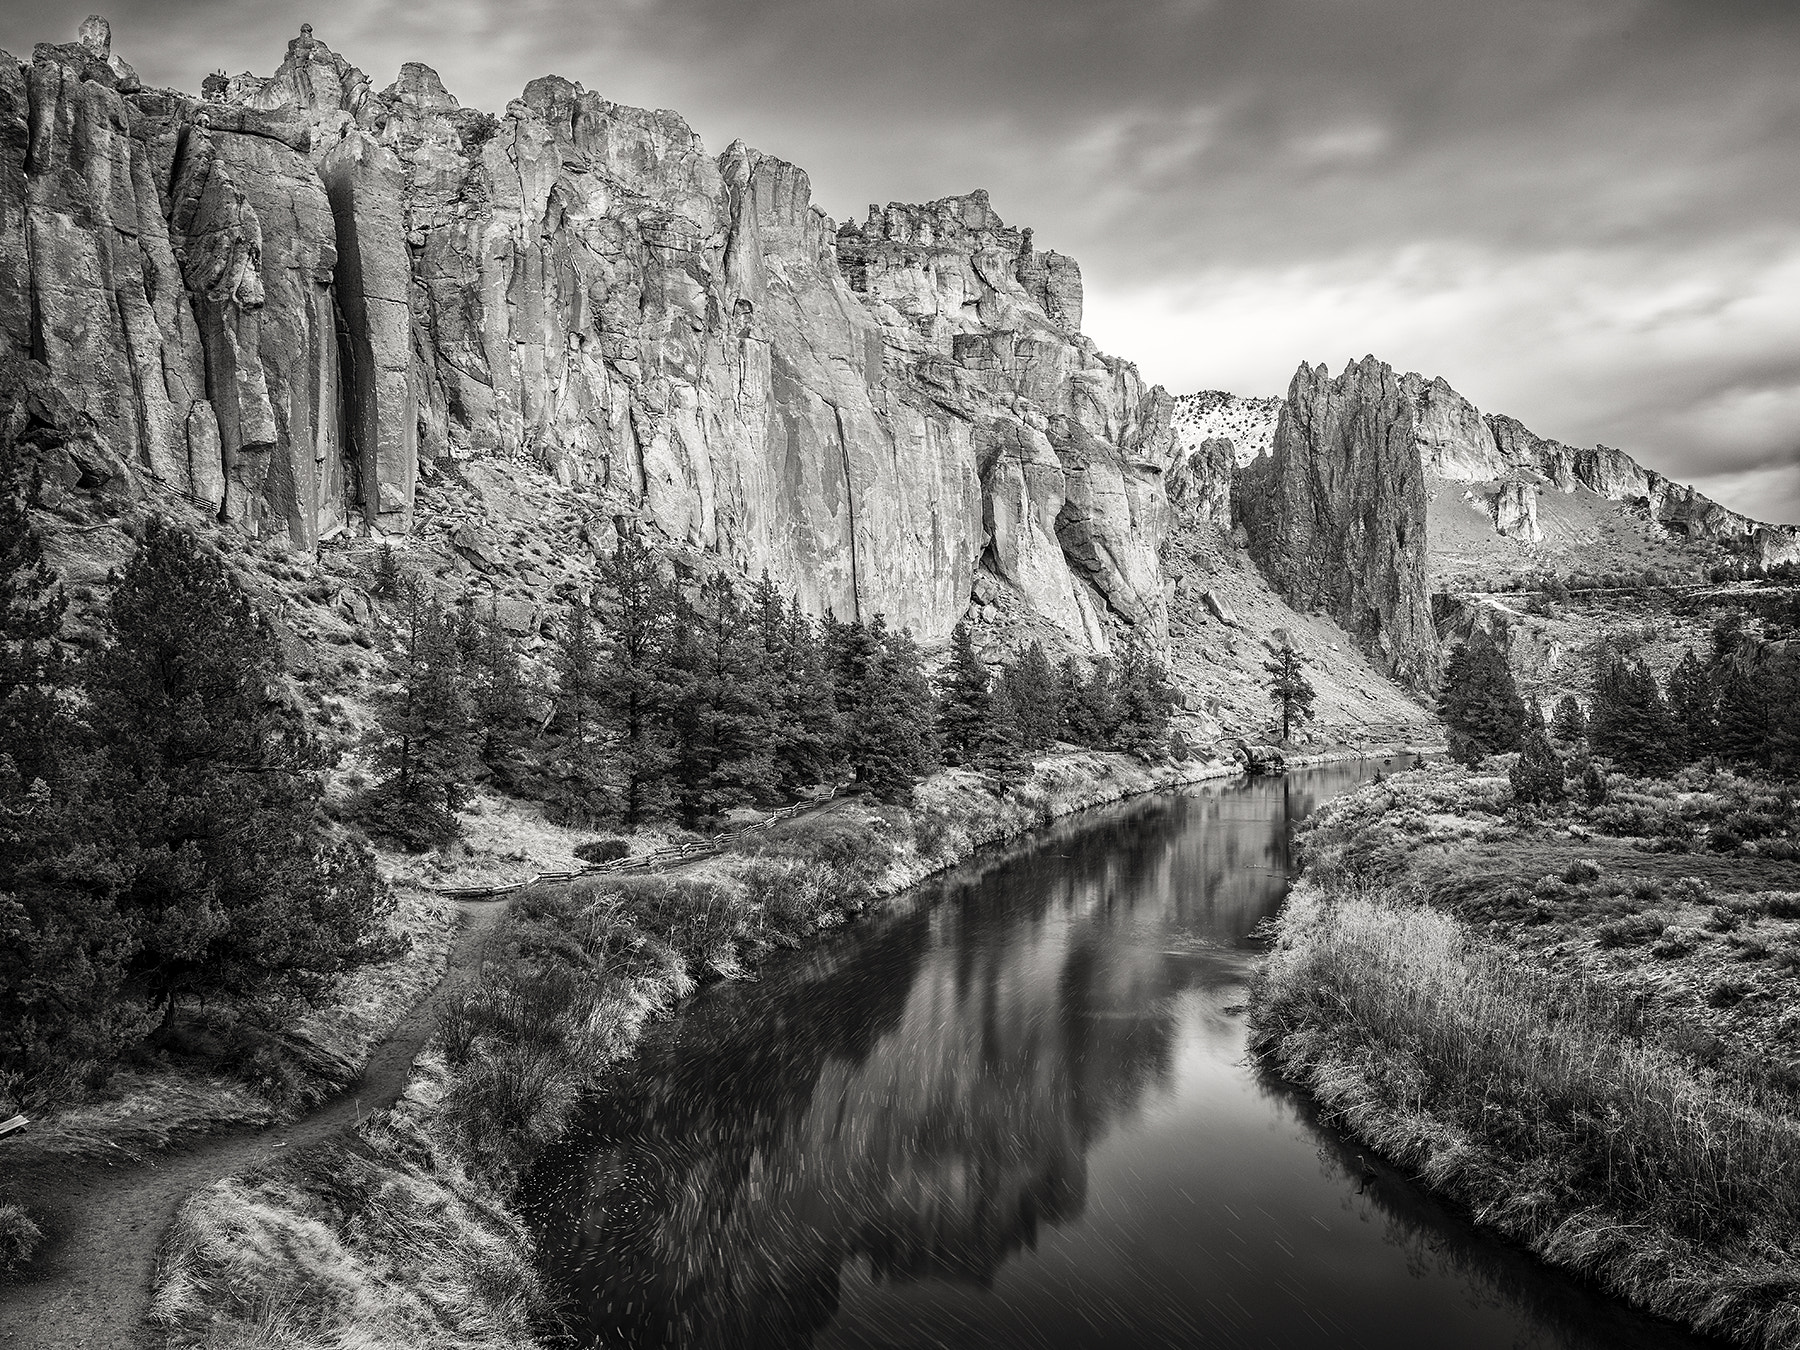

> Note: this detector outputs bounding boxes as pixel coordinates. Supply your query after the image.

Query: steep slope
[1222,356,1799,689]
[1,18,1181,655]
[0,14,1442,754]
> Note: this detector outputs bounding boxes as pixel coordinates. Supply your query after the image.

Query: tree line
[360,536,1183,849]
[1438,613,1800,807]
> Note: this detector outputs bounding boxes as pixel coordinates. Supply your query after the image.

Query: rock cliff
[1234,357,1441,689]
[0,18,1177,651]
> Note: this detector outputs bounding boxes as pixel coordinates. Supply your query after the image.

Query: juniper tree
[668,574,777,823]
[772,594,841,792]
[1549,694,1587,746]
[84,520,388,1023]
[1262,641,1317,744]
[1712,661,1769,767]
[0,464,130,1086]
[846,617,938,803]
[1589,648,1674,774]
[1510,726,1566,807]
[466,605,531,787]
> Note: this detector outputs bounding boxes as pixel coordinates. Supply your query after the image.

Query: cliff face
[0,19,1175,650]
[1234,357,1441,690]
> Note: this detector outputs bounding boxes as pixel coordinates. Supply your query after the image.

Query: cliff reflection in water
[529,773,1321,1350]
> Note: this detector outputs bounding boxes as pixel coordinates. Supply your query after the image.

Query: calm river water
[527,758,1713,1350]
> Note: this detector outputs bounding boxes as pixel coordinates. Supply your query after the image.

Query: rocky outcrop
[1234,357,1440,689]
[1485,413,1800,559]
[0,18,1176,650]
[1491,478,1541,541]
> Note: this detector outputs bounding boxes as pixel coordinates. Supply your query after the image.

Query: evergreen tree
[593,535,678,827]
[1588,648,1674,774]
[84,520,388,1021]
[1549,694,1587,746]
[1712,661,1769,767]
[467,605,531,785]
[1112,644,1179,757]
[370,543,402,599]
[846,617,938,803]
[0,464,131,1085]
[667,574,777,824]
[1439,636,1527,766]
[1064,659,1120,748]
[937,622,992,767]
[1001,641,1061,754]
[367,583,475,848]
[1054,657,1089,743]
[1263,641,1317,743]
[547,599,614,826]
[1509,726,1566,807]
[1666,648,1716,764]
[772,594,841,793]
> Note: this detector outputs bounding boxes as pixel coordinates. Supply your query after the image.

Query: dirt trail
[0,896,511,1350]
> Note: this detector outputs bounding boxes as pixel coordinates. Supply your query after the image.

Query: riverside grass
[1252,883,1800,1347]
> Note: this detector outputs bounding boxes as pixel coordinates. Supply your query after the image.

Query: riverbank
[145,743,1424,1349]
[1250,761,1800,1349]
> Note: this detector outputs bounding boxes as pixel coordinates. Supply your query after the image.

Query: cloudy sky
[8,0,1798,520]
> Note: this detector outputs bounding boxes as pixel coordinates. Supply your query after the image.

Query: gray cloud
[3,0,1797,519]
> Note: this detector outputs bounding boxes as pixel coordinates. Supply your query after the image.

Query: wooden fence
[438,789,841,901]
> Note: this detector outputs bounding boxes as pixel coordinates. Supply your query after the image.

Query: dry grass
[0,1202,43,1278]
[1254,882,1800,1347]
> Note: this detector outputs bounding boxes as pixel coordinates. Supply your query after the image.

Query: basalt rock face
[1234,357,1441,690]
[0,20,1176,649]
[1485,414,1799,559]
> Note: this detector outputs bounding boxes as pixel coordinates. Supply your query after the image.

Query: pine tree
[772,594,841,793]
[1065,658,1120,748]
[593,535,678,827]
[367,584,475,848]
[1589,648,1674,774]
[1509,726,1566,807]
[1666,648,1716,764]
[370,543,402,599]
[467,605,531,786]
[1712,661,1768,767]
[86,520,388,1020]
[1439,637,1527,766]
[667,574,776,824]
[937,622,993,766]
[547,598,614,826]
[1112,644,1179,757]
[1001,641,1061,754]
[1549,694,1587,746]
[0,464,131,1084]
[1263,641,1317,744]
[846,617,938,803]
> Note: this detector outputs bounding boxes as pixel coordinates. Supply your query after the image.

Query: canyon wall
[1234,358,1441,690]
[0,18,1175,650]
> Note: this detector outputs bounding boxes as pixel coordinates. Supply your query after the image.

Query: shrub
[0,1202,41,1276]
[1669,877,1713,906]
[1596,913,1670,948]
[1629,877,1666,904]
[1706,905,1742,933]
[1707,978,1757,1008]
[1562,859,1603,886]
[1650,926,1705,958]
[574,837,632,864]
[1710,828,1743,854]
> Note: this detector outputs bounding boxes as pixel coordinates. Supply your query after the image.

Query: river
[527,757,1715,1349]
